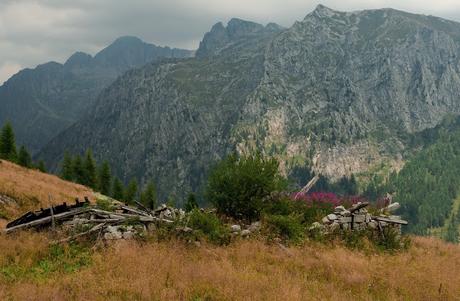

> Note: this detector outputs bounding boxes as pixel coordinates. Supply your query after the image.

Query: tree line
[60,151,158,209]
[0,121,158,210]
[0,122,46,171]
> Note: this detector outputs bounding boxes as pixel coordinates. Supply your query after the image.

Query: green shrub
[264,214,305,244]
[206,153,286,221]
[188,209,230,245]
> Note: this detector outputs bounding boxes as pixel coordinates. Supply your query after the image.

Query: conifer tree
[37,160,47,173]
[61,152,74,181]
[83,149,97,189]
[72,155,85,185]
[124,179,138,204]
[112,177,124,201]
[184,192,198,212]
[140,180,157,209]
[98,161,111,195]
[0,122,17,161]
[17,146,32,168]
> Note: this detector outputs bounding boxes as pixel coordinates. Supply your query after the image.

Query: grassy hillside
[1,160,460,300]
[0,159,95,226]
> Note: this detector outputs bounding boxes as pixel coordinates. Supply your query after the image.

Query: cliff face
[0,36,193,153]
[40,6,460,198]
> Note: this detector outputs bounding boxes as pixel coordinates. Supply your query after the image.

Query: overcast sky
[2,0,460,84]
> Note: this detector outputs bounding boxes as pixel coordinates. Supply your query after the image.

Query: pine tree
[83,149,97,189]
[0,122,17,161]
[17,146,32,168]
[184,192,198,212]
[72,155,85,185]
[112,177,124,201]
[124,179,138,204]
[37,160,47,173]
[61,152,74,181]
[140,181,157,209]
[98,161,111,195]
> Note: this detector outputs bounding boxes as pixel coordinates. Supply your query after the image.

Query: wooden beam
[5,208,91,233]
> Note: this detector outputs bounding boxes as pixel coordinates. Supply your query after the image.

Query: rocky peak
[310,4,341,18]
[196,18,282,58]
[226,18,265,37]
[64,51,93,69]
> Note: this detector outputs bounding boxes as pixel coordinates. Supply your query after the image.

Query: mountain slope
[0,37,193,153]
[40,6,460,200]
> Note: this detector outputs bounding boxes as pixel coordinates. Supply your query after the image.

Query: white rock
[309,222,322,230]
[122,231,135,239]
[386,202,400,212]
[241,229,251,237]
[327,214,338,221]
[104,231,122,240]
[334,205,345,213]
[365,214,372,223]
[341,210,351,217]
[338,216,352,223]
[330,222,340,231]
[353,214,366,223]
[230,225,241,232]
[368,221,378,229]
[248,221,261,232]
[322,216,331,224]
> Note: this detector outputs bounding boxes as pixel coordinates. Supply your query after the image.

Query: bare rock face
[0,37,193,153]
[40,6,460,199]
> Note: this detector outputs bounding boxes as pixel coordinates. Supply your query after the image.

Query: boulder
[241,229,251,237]
[327,214,338,221]
[248,221,261,232]
[338,216,352,223]
[353,214,366,223]
[230,225,241,232]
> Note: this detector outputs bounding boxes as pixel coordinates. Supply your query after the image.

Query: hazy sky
[2,0,460,84]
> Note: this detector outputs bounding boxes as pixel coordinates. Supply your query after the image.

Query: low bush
[206,153,286,221]
[263,214,305,244]
[188,209,230,245]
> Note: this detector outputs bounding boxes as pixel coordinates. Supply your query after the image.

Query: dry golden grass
[0,235,459,301]
[1,160,460,300]
[0,159,95,219]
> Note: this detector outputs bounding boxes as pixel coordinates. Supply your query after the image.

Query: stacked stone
[312,202,407,233]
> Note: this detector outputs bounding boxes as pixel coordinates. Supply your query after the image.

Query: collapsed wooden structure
[4,198,185,242]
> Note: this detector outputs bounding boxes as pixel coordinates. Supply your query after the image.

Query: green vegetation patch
[1,243,92,282]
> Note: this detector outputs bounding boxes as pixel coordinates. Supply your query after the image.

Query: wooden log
[120,205,151,217]
[295,175,320,199]
[134,201,153,216]
[5,208,91,233]
[349,202,369,213]
[54,222,106,244]
[373,216,408,225]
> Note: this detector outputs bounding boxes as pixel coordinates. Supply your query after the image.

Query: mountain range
[0,36,193,153]
[4,5,460,202]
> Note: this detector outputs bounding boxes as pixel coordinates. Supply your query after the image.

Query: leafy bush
[264,214,305,244]
[206,153,286,221]
[188,209,230,245]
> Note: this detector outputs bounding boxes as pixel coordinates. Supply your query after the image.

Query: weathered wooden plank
[373,216,408,225]
[5,208,91,233]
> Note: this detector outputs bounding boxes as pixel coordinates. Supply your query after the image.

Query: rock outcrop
[39,6,460,199]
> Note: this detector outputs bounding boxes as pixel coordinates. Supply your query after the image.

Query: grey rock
[241,229,251,237]
[231,225,242,232]
[327,214,338,221]
[338,216,352,224]
[122,231,135,239]
[248,221,261,232]
[353,215,366,223]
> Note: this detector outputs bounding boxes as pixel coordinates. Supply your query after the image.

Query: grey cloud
[2,0,460,83]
